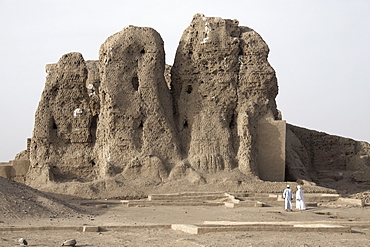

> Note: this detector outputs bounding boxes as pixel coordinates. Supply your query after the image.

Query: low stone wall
[0,160,30,183]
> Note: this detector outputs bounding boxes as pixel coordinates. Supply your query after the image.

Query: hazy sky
[0,0,369,161]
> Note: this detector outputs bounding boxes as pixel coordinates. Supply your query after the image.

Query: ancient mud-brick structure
[171,14,283,179]
[24,14,370,189]
[286,124,370,183]
[96,26,180,181]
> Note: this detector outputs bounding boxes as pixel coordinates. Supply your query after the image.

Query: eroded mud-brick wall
[171,14,281,177]
[28,14,288,185]
[22,14,370,187]
[96,26,181,180]
[286,124,370,182]
[29,53,98,184]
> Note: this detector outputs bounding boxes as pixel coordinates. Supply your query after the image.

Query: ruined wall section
[26,15,286,187]
[171,14,279,176]
[236,27,279,176]
[96,26,181,181]
[285,127,311,181]
[287,124,370,182]
[85,60,101,118]
[171,14,240,173]
[29,53,97,184]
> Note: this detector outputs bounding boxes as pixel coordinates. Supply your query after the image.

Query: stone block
[171,224,199,234]
[173,222,351,234]
[338,197,364,207]
[224,202,236,208]
[82,226,100,232]
[224,201,264,208]
[304,194,340,202]
[292,224,351,233]
[277,195,284,201]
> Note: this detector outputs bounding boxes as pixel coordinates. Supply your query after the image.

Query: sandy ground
[1,198,370,247]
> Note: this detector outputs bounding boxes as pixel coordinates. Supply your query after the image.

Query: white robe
[296,188,306,210]
[283,188,293,210]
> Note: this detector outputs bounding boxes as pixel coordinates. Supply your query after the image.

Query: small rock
[61,239,77,246]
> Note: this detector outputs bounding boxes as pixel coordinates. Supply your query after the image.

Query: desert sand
[1,177,370,247]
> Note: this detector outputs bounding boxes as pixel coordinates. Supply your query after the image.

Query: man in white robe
[283,185,293,211]
[295,185,306,210]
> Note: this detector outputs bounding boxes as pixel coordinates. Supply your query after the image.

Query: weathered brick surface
[21,14,369,196]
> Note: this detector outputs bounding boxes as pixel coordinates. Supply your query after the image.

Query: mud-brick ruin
[2,14,370,197]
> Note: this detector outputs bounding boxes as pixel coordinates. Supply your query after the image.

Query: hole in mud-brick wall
[140,49,145,54]
[229,113,236,129]
[90,115,98,143]
[91,160,96,167]
[132,76,139,91]
[183,120,188,129]
[50,118,58,139]
[186,85,193,94]
[134,119,144,152]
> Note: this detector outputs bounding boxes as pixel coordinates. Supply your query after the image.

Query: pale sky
[0,0,369,161]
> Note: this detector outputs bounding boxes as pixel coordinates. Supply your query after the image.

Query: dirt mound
[0,177,80,220]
